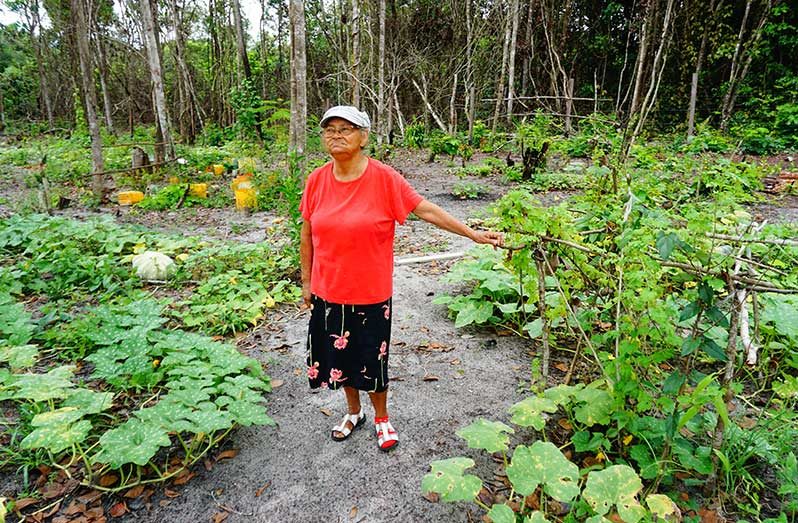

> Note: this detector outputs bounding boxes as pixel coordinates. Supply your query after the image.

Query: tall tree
[505,0,520,124]
[289,0,307,156]
[376,0,386,142]
[140,0,174,159]
[492,0,511,132]
[71,0,104,198]
[720,0,775,131]
[350,0,361,106]
[231,0,252,80]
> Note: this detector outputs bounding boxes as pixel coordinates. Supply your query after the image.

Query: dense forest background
[0,0,796,150]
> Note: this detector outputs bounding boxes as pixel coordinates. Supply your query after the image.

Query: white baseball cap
[320,106,371,129]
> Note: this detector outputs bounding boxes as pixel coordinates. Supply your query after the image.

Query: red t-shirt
[299,158,423,304]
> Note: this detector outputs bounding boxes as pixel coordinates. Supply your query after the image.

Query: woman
[300,105,503,451]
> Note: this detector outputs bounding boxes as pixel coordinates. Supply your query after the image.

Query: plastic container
[231,174,253,191]
[189,183,207,198]
[212,164,226,176]
[234,188,256,210]
[118,191,144,206]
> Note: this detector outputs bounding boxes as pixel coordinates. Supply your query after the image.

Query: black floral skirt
[306,295,392,392]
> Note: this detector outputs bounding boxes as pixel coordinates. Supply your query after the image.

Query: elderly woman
[300,106,502,451]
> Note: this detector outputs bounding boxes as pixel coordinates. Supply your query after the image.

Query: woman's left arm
[412,199,503,247]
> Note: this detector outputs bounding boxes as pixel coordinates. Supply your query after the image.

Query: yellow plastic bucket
[118,191,144,206]
[230,174,253,191]
[234,188,256,209]
[189,183,207,198]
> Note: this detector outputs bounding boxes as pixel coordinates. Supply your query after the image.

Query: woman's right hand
[302,282,312,309]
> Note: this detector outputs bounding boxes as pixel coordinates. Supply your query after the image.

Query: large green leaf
[524,512,552,523]
[573,384,613,426]
[421,457,482,503]
[0,344,38,370]
[523,318,544,338]
[508,396,558,430]
[506,441,580,502]
[63,389,115,414]
[487,504,515,523]
[582,465,646,523]
[6,366,76,402]
[761,295,798,338]
[645,494,679,520]
[542,384,583,405]
[20,407,91,453]
[95,419,171,468]
[456,419,513,453]
[454,300,494,328]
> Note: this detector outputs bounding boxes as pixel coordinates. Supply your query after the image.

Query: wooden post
[564,77,575,135]
[687,72,698,139]
[594,70,598,114]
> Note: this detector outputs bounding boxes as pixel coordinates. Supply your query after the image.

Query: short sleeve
[388,169,423,224]
[299,168,320,220]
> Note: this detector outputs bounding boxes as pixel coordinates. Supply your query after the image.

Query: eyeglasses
[322,126,360,138]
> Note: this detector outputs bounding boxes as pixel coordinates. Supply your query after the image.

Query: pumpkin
[132,251,175,281]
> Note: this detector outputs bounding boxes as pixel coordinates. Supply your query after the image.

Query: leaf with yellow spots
[421,457,482,503]
[508,396,558,431]
[583,465,646,523]
[456,419,513,453]
[506,441,580,502]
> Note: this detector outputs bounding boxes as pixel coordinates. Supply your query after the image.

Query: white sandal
[331,410,365,441]
[375,416,399,451]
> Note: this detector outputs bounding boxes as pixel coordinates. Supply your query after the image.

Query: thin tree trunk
[94,36,114,132]
[628,3,652,118]
[720,0,773,131]
[140,0,174,159]
[449,72,458,134]
[72,0,104,198]
[351,0,361,106]
[465,0,475,139]
[231,0,252,80]
[289,0,307,156]
[492,0,511,133]
[29,0,54,127]
[505,0,520,125]
[377,0,386,142]
[687,0,721,137]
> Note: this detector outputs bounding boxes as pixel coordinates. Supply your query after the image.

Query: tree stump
[131,146,152,176]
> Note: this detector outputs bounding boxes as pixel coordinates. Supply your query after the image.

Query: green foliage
[774,103,798,147]
[451,181,486,200]
[230,79,265,140]
[433,151,798,519]
[737,127,784,155]
[681,124,734,154]
[404,123,427,148]
[138,184,216,210]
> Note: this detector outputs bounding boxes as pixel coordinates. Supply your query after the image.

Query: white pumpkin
[132,251,175,281]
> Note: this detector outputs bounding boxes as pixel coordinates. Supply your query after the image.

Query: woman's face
[322,117,369,159]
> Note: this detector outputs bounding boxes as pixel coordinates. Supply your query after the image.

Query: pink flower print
[331,331,350,350]
[382,305,391,320]
[307,362,320,380]
[378,341,388,360]
[329,368,347,384]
